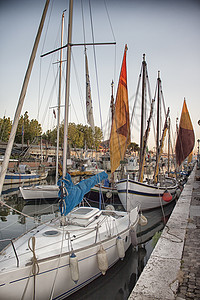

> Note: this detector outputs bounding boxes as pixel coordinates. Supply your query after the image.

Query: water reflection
[0,193,59,251]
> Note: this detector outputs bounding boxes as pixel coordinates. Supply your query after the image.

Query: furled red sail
[175,99,195,166]
[110,45,130,173]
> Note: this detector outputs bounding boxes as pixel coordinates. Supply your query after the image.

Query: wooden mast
[56,10,65,183]
[110,80,115,184]
[62,0,73,178]
[156,71,161,165]
[139,54,147,174]
[167,117,171,174]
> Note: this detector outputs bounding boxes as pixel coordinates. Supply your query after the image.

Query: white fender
[139,213,148,226]
[116,236,125,259]
[129,226,137,246]
[105,204,115,211]
[69,252,79,283]
[97,245,108,275]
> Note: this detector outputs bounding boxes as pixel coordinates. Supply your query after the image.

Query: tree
[15,111,42,144]
[0,117,12,142]
[128,142,140,153]
[43,122,103,150]
[29,119,42,142]
[93,126,103,150]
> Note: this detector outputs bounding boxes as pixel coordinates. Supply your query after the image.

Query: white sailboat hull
[0,206,138,299]
[20,184,59,200]
[116,177,178,211]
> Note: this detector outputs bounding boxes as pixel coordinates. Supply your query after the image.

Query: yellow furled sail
[154,107,170,184]
[187,151,193,164]
[110,45,130,174]
[154,125,168,183]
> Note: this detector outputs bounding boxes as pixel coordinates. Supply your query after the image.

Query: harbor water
[0,175,175,299]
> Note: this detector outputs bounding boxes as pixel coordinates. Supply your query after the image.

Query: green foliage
[43,122,103,150]
[128,142,140,152]
[1,110,103,150]
[0,116,12,142]
[15,111,42,144]
[152,231,162,248]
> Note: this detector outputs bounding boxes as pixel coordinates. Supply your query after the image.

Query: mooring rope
[49,227,65,300]
[21,236,39,300]
[28,236,39,300]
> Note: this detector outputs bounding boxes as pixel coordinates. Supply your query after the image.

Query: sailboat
[86,44,131,208]
[19,10,65,201]
[0,1,139,299]
[116,58,178,211]
[19,13,104,201]
[2,164,48,185]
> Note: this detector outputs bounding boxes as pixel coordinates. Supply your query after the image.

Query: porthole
[43,230,60,237]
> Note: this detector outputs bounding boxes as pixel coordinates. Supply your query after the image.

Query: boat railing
[0,238,19,267]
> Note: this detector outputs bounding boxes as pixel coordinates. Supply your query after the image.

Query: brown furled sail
[110,44,130,174]
[175,99,195,166]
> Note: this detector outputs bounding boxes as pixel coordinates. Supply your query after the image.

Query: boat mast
[110,80,115,121]
[62,0,73,178]
[138,98,155,182]
[0,0,50,196]
[56,10,65,183]
[139,54,146,171]
[167,116,170,174]
[156,71,161,165]
[110,80,115,184]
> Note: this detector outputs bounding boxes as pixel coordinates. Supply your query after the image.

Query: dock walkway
[128,164,200,300]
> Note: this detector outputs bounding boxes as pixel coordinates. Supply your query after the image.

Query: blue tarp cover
[57,171,108,215]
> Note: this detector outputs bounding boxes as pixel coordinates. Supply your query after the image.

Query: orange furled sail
[175,99,195,166]
[110,45,130,173]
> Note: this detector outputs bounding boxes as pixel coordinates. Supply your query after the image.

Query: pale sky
[0,0,200,152]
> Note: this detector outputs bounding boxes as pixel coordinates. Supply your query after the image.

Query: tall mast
[110,80,115,121]
[62,0,73,178]
[110,80,115,184]
[156,71,161,164]
[56,10,65,183]
[0,0,50,195]
[139,54,146,170]
[167,116,170,174]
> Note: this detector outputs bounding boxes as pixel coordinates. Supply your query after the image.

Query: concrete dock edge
[128,166,196,300]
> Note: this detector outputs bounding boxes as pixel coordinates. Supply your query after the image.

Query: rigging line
[151,79,158,146]
[37,0,54,122]
[104,0,116,42]
[104,0,117,86]
[161,89,167,117]
[38,52,56,114]
[39,8,65,130]
[49,227,65,300]
[41,68,59,127]
[88,0,103,134]
[0,216,21,232]
[81,1,98,153]
[130,64,143,127]
[81,0,86,45]
[0,198,35,221]
[62,67,81,124]
[71,52,86,124]
[70,95,80,123]
[146,71,154,142]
